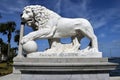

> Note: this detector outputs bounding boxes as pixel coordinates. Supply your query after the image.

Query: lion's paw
[21,38,29,45]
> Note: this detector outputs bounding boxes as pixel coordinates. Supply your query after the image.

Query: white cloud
[91,17,107,29]
[89,8,120,29]
[54,0,62,14]
[0,0,29,14]
[60,0,91,18]
[98,33,106,38]
[111,24,120,33]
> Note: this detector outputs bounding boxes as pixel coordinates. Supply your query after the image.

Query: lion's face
[21,5,52,29]
[21,8,34,25]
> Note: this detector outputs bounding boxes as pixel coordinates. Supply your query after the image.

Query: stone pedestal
[13,57,117,80]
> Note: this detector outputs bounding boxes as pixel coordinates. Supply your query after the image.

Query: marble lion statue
[21,5,99,52]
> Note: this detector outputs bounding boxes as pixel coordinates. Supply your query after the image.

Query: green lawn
[0,62,13,76]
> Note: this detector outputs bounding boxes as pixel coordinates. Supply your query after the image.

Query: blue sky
[0,0,120,57]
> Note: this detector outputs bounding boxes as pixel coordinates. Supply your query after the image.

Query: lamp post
[17,21,25,58]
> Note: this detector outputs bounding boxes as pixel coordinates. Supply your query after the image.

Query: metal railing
[99,42,120,57]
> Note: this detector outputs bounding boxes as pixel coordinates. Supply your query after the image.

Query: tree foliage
[0,21,16,42]
[0,13,2,18]
[0,21,18,61]
[14,30,20,45]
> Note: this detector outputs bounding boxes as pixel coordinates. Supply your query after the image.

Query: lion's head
[21,5,50,30]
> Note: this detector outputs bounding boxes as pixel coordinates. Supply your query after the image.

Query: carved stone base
[13,57,117,80]
[27,52,102,58]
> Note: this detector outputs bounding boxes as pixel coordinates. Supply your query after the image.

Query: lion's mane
[23,5,61,30]
[24,5,50,28]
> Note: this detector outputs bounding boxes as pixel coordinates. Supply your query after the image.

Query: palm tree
[0,38,3,60]
[0,13,2,18]
[14,30,20,45]
[0,21,16,60]
[0,38,8,61]
[13,30,20,56]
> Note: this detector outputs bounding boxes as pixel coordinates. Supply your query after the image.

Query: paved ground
[0,73,120,80]
[0,73,20,80]
[110,77,120,80]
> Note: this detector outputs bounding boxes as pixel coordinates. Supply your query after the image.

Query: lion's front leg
[21,30,50,44]
[21,26,56,45]
[21,32,37,44]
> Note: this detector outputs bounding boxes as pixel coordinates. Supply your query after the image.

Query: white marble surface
[27,52,102,58]
[20,5,101,57]
[22,41,38,53]
[21,73,109,80]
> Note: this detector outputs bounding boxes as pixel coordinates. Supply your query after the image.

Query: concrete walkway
[0,73,20,80]
[1,73,120,80]
[110,77,120,80]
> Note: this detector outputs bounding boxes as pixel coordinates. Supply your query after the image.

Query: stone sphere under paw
[22,41,38,53]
